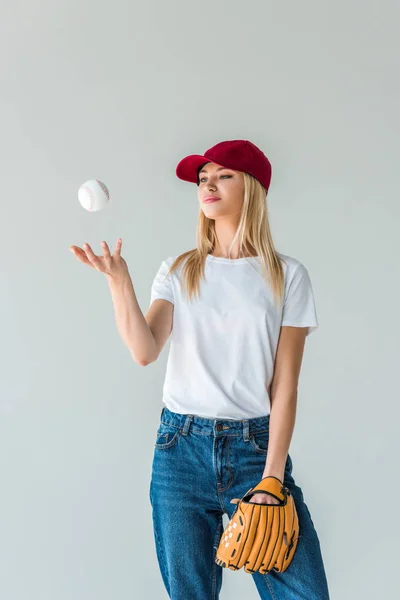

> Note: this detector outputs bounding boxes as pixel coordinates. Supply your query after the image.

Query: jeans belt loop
[242,420,250,442]
[181,415,193,436]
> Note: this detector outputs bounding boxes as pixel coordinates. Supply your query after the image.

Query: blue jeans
[149,407,330,599]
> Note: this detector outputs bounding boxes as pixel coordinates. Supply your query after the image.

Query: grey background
[1,1,399,598]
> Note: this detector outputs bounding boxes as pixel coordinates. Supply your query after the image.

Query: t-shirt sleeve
[281,264,319,336]
[150,259,174,305]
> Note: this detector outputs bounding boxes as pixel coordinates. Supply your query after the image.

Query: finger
[101,241,111,258]
[114,238,122,255]
[83,243,100,266]
[69,245,94,267]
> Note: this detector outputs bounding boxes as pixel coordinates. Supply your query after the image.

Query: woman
[69,139,330,599]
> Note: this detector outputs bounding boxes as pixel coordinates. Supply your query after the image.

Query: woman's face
[197,162,244,218]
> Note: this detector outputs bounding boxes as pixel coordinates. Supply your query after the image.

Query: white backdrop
[1,1,399,598]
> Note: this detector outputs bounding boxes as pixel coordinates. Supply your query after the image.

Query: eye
[199,175,232,182]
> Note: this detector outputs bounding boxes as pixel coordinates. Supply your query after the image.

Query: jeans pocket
[249,431,293,474]
[155,421,181,450]
[249,430,269,454]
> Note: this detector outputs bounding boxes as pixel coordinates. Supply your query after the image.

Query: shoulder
[163,253,192,268]
[158,255,187,279]
[162,256,175,267]
[277,252,306,277]
[277,253,314,298]
[162,255,182,268]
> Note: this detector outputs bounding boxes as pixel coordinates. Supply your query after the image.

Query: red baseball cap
[175,139,272,192]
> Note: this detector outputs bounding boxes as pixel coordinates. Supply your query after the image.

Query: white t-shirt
[150,252,318,420]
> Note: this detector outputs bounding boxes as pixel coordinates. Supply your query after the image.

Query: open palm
[69,238,129,282]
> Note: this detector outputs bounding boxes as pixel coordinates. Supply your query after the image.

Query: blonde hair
[166,172,285,306]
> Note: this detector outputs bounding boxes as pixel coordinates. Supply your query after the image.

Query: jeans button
[216,423,223,431]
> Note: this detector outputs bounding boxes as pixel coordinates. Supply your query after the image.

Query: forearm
[106,274,157,365]
[263,389,297,481]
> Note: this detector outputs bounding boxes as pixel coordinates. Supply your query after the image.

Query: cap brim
[176,154,222,184]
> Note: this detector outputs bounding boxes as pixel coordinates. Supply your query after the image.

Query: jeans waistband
[159,406,270,440]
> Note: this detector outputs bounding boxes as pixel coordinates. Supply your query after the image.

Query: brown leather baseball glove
[215,476,299,574]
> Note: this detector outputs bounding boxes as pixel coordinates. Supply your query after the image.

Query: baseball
[78,179,110,212]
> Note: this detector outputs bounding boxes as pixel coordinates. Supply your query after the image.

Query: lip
[203,196,221,203]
